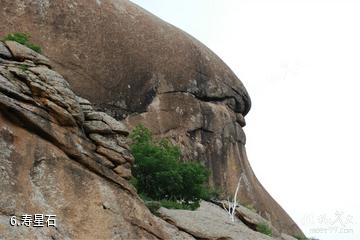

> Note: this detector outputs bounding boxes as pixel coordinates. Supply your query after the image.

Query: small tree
[130,124,210,207]
[223,175,242,222]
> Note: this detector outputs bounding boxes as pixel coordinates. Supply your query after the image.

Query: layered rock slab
[159,201,296,240]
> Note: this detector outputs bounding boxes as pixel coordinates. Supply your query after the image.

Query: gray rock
[0,42,12,58]
[28,66,84,124]
[89,134,127,155]
[159,201,275,240]
[236,113,246,127]
[85,111,129,135]
[43,99,77,126]
[235,122,246,145]
[75,96,91,105]
[281,233,298,240]
[0,74,34,103]
[216,200,282,238]
[80,104,94,112]
[84,121,113,134]
[116,135,130,150]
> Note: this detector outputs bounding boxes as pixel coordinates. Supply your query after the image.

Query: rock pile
[80,99,134,179]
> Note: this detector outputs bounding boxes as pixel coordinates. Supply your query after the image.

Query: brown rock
[93,153,116,169]
[0,113,181,240]
[43,99,77,126]
[96,146,127,165]
[0,53,191,239]
[0,2,251,117]
[0,0,303,236]
[113,165,132,180]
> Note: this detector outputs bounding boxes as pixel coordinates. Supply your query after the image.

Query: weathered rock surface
[0,44,193,239]
[0,42,12,59]
[4,41,50,66]
[0,0,303,237]
[159,201,296,240]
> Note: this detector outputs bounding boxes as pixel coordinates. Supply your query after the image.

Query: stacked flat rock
[0,40,134,185]
[77,97,134,179]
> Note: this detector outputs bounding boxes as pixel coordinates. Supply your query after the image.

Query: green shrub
[130,124,211,208]
[256,223,272,236]
[3,32,42,53]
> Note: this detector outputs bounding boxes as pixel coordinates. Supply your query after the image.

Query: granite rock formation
[0,41,190,239]
[0,41,303,240]
[0,0,303,237]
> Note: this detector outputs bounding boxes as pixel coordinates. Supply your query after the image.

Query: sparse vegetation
[130,124,212,210]
[256,222,272,236]
[3,32,42,53]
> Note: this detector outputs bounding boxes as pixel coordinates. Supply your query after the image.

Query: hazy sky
[131,1,360,239]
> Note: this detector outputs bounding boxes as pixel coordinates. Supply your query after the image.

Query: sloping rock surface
[0,42,192,239]
[0,0,302,236]
[159,201,297,240]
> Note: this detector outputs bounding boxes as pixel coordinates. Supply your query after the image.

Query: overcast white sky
[131,1,360,239]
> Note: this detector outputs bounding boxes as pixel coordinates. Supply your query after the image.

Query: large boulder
[0,0,303,236]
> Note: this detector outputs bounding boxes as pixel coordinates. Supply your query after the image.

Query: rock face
[0,42,191,239]
[0,0,303,237]
[0,41,303,240]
